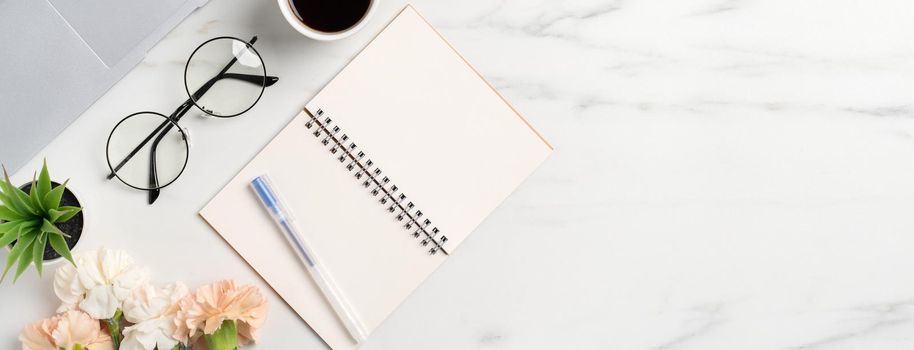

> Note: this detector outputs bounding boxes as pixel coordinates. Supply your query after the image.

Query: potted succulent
[0,160,82,282]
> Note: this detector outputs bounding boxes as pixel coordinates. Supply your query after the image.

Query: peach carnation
[20,310,113,350]
[173,280,268,345]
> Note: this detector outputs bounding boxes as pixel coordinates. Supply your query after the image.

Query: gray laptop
[0,0,208,173]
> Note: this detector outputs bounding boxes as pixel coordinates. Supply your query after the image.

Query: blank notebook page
[200,6,552,350]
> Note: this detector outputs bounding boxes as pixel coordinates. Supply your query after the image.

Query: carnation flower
[19,310,113,350]
[174,280,268,346]
[54,247,150,319]
[120,282,188,350]
[19,316,57,350]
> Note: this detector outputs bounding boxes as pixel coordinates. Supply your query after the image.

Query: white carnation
[53,247,150,319]
[121,282,188,350]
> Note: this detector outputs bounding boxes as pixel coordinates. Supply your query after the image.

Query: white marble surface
[5,0,914,348]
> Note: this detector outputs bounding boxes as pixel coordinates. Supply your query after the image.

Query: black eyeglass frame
[105,111,190,192]
[105,35,279,204]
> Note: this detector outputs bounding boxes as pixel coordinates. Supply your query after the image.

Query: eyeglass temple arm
[146,36,261,203]
[224,73,279,86]
[148,145,160,203]
[142,77,220,203]
[106,121,170,180]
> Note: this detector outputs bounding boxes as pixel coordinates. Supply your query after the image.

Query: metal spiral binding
[304,108,449,255]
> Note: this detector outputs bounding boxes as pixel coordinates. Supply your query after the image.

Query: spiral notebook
[199,5,552,350]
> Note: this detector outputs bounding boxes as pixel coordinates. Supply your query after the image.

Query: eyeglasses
[105,36,279,204]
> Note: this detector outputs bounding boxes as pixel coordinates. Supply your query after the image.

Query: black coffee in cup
[288,0,371,33]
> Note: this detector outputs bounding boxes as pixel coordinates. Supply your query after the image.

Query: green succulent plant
[0,160,79,283]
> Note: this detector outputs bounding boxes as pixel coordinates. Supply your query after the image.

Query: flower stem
[105,309,122,349]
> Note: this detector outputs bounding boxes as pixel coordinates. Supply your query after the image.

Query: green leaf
[13,236,38,281]
[37,159,52,200]
[5,220,38,234]
[0,247,22,283]
[49,206,81,223]
[29,173,44,212]
[16,221,29,235]
[32,233,46,276]
[48,209,63,223]
[0,222,15,235]
[0,221,28,248]
[16,191,38,215]
[0,166,15,194]
[0,229,19,248]
[0,220,22,234]
[48,233,74,266]
[43,179,69,212]
[0,205,25,221]
[40,219,69,238]
[1,230,37,283]
[0,170,37,216]
[0,192,19,214]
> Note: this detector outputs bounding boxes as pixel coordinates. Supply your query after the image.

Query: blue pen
[251,174,368,343]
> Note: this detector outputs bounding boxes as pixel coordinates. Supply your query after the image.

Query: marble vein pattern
[3,0,914,349]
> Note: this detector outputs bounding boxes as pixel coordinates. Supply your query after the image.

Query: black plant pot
[10,181,84,261]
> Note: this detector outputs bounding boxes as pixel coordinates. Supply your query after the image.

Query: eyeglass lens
[106,112,189,190]
[185,37,267,118]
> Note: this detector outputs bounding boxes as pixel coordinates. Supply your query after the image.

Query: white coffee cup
[277,0,377,41]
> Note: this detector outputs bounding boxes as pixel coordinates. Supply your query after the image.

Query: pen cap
[251,174,288,218]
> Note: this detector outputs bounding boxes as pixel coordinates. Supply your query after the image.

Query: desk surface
[5,0,914,348]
